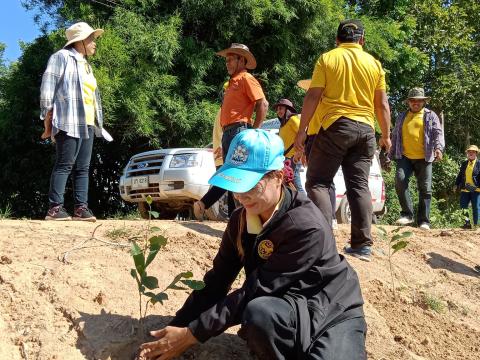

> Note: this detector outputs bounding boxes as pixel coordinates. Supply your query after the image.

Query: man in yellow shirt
[294,19,391,261]
[455,145,480,229]
[389,88,444,230]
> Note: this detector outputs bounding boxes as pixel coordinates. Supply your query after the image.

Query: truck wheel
[137,202,177,220]
[336,198,351,224]
[205,195,229,221]
[138,202,150,219]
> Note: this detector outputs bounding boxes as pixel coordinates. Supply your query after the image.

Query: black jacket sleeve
[456,161,467,187]
[169,217,243,334]
[187,212,330,343]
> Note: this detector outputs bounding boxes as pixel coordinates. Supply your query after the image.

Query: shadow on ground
[426,252,480,278]
[75,310,251,360]
[179,221,225,239]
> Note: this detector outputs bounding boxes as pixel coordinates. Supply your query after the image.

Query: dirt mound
[0,219,479,359]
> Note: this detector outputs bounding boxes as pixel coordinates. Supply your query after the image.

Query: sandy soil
[0,219,479,359]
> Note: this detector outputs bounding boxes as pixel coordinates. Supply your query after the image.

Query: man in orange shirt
[194,43,268,219]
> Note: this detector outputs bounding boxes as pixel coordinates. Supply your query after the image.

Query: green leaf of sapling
[149,210,160,219]
[392,240,409,255]
[142,276,159,290]
[181,279,206,290]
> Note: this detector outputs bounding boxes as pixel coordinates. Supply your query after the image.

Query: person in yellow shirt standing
[455,145,480,229]
[294,19,391,262]
[389,88,444,230]
[273,98,305,193]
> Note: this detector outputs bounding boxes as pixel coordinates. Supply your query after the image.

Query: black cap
[337,19,364,42]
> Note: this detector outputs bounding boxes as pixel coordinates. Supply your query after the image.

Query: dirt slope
[0,219,479,360]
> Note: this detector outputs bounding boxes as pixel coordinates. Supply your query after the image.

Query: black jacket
[170,187,364,355]
[455,159,480,189]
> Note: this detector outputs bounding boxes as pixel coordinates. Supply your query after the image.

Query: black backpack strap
[284,143,294,156]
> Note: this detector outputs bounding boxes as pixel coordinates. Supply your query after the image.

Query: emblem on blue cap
[230,145,248,165]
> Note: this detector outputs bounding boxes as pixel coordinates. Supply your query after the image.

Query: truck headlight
[169,153,200,168]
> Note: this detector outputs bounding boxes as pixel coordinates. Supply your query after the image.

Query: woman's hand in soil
[139,326,198,359]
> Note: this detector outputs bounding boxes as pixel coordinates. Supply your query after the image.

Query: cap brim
[273,103,297,113]
[216,48,257,69]
[208,165,266,193]
[64,28,104,48]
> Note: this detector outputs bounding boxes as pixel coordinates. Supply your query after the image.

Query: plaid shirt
[40,48,103,139]
[389,108,445,163]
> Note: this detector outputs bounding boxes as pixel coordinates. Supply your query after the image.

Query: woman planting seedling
[140,129,366,359]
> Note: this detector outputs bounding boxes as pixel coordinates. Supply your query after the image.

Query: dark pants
[306,118,376,248]
[48,127,94,207]
[201,122,250,215]
[395,156,432,224]
[460,191,480,225]
[239,296,367,360]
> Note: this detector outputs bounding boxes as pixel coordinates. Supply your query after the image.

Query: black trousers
[201,122,250,215]
[305,135,336,221]
[239,296,367,360]
[306,118,376,248]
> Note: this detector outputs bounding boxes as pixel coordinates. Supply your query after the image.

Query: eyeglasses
[233,178,268,198]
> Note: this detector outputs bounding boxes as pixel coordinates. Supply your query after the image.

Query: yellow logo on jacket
[258,239,274,260]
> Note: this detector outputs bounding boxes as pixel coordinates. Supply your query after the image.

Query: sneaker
[45,205,72,221]
[419,222,430,231]
[332,219,338,230]
[73,205,96,222]
[344,245,372,262]
[396,216,413,225]
[193,200,205,221]
[462,222,472,230]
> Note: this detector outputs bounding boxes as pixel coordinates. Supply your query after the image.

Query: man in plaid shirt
[40,22,105,221]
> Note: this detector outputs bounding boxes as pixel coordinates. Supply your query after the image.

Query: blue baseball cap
[208,129,285,193]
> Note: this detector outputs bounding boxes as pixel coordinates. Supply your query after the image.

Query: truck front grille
[126,154,166,178]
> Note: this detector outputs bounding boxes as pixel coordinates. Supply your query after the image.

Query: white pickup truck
[119,120,386,222]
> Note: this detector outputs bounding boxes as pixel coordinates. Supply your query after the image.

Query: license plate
[131,176,149,189]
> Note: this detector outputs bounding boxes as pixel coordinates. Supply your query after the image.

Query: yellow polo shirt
[79,58,97,126]
[402,109,425,159]
[310,43,386,131]
[279,115,300,158]
[462,159,480,192]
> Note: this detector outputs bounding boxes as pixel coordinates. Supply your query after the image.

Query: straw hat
[216,43,257,70]
[64,22,104,48]
[297,79,311,91]
[466,145,479,153]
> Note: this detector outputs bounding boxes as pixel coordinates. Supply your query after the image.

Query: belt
[222,122,250,132]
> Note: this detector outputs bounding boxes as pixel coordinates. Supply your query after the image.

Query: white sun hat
[64,22,104,48]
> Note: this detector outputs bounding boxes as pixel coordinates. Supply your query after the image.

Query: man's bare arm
[374,89,392,151]
[294,87,324,152]
[252,98,268,129]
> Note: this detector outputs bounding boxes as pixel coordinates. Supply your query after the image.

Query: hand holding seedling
[140,326,198,359]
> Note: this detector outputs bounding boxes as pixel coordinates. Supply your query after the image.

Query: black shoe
[73,205,96,222]
[45,205,72,221]
[462,222,472,229]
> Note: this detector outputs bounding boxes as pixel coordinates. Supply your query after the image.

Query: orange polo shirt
[220,70,265,127]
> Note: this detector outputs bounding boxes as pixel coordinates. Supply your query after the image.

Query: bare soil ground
[0,219,479,360]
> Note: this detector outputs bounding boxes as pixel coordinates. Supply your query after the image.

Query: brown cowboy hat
[273,98,297,113]
[216,43,257,70]
[297,79,311,91]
